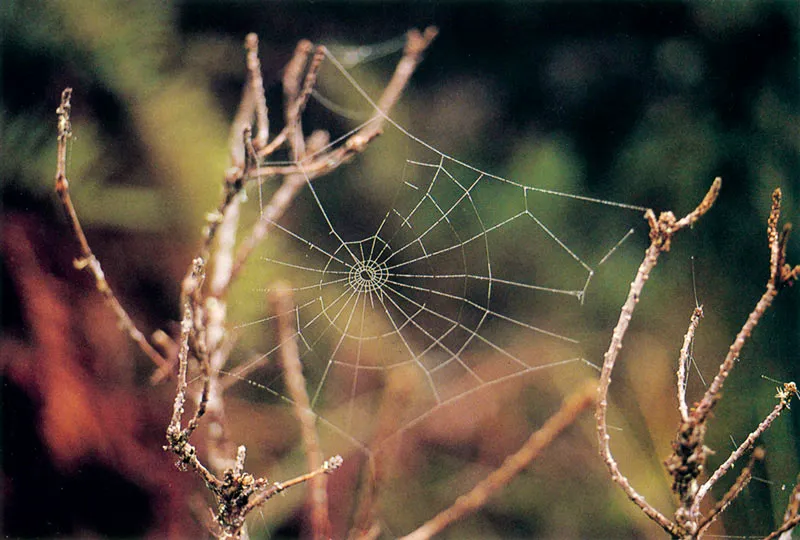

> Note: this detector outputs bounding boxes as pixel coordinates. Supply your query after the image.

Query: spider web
[230,45,646,456]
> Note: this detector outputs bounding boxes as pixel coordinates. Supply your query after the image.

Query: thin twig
[201,32,281,473]
[691,189,794,427]
[696,447,764,537]
[165,260,223,492]
[778,225,800,285]
[270,283,330,540]
[360,27,439,142]
[240,456,344,519]
[294,48,326,126]
[203,149,244,474]
[597,240,682,537]
[401,383,595,540]
[167,305,194,437]
[677,306,704,423]
[150,329,180,384]
[283,43,325,161]
[203,122,250,476]
[690,385,796,520]
[666,306,707,513]
[596,179,722,538]
[54,88,170,373]
[777,474,800,540]
[283,40,313,160]
[766,515,800,540]
[245,33,269,150]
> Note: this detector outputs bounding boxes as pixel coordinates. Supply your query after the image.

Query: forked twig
[238,456,344,522]
[695,447,764,536]
[596,178,722,538]
[402,383,596,540]
[162,263,343,538]
[689,385,796,521]
[667,189,799,533]
[601,183,797,538]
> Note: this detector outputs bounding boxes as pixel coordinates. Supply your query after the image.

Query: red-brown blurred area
[1,213,202,537]
[3,1,798,538]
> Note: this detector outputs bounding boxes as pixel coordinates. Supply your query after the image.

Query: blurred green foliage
[2,1,798,538]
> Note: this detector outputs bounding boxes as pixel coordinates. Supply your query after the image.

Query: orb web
[230,43,645,452]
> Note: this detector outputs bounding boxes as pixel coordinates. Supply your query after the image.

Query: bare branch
[691,188,795,427]
[246,33,269,150]
[769,189,783,284]
[776,473,800,540]
[239,456,344,522]
[673,178,723,230]
[183,258,212,439]
[283,43,325,161]
[690,384,796,520]
[766,514,800,540]
[54,88,170,373]
[283,40,313,160]
[270,283,330,540]
[165,258,223,493]
[596,179,722,538]
[677,306,704,423]
[167,305,193,437]
[696,447,764,536]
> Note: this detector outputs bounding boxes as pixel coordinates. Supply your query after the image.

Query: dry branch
[688,386,795,522]
[54,88,170,373]
[270,283,330,540]
[767,515,800,540]
[695,447,764,536]
[595,179,798,539]
[668,189,799,534]
[52,27,437,538]
[677,306,704,423]
[596,179,722,538]
[161,28,432,538]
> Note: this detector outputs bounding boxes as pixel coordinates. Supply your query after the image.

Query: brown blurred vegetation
[2,1,798,538]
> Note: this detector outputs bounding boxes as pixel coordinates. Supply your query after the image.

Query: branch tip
[245,32,258,50]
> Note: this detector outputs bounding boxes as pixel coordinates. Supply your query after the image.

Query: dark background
[2,1,798,538]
